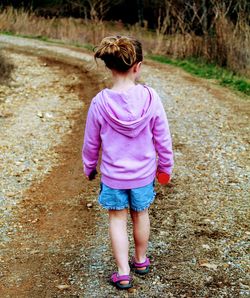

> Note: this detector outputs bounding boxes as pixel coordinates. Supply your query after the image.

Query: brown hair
[94,35,143,72]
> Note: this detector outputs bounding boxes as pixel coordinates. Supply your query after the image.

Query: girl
[82,35,174,289]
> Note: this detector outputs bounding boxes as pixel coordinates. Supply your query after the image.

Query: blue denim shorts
[98,181,155,211]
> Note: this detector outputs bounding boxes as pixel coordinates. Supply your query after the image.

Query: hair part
[94,36,143,72]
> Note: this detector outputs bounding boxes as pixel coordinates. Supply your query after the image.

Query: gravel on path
[0,35,249,297]
[0,50,83,243]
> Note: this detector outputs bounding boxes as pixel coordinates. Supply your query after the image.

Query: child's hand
[88,169,98,181]
[156,171,170,185]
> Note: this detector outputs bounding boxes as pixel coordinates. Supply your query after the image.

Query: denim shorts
[98,181,155,211]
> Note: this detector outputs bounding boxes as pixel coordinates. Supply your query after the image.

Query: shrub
[0,50,14,84]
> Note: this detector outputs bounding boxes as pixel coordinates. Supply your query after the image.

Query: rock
[6,192,16,198]
[56,284,70,290]
[37,112,44,118]
[202,244,211,250]
[127,287,137,294]
[199,259,218,270]
[45,112,53,119]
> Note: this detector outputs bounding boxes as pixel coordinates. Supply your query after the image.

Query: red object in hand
[156,171,170,185]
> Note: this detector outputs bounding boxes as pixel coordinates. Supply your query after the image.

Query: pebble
[56,284,70,290]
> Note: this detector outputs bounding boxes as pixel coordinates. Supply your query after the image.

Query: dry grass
[213,15,250,76]
[147,5,250,77]
[0,7,249,76]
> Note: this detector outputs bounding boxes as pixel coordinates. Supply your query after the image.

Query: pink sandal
[130,257,150,275]
[110,272,132,290]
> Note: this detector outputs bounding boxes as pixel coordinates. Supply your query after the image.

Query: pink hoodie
[82,84,173,189]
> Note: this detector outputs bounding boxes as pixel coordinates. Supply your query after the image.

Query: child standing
[82,35,174,289]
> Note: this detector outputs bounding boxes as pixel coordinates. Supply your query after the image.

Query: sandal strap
[111,272,132,283]
[132,257,150,268]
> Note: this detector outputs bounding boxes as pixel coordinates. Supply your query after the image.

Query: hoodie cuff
[157,166,172,175]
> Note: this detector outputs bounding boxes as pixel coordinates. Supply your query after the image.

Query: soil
[0,35,249,298]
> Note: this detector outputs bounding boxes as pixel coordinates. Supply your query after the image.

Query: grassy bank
[149,55,250,97]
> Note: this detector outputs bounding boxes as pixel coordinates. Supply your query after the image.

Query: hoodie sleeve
[82,99,101,176]
[152,92,174,175]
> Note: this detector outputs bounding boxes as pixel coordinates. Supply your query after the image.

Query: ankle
[118,266,130,276]
[134,255,147,264]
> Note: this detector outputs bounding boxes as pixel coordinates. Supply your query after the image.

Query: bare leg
[130,208,150,269]
[109,209,130,279]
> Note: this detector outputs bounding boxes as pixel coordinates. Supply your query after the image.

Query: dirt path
[0,35,249,298]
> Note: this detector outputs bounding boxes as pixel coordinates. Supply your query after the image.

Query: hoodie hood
[94,84,156,138]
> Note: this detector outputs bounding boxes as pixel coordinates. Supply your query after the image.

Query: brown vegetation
[0,3,249,76]
[0,49,14,84]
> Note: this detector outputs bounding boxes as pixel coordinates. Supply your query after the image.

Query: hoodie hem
[101,173,156,190]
